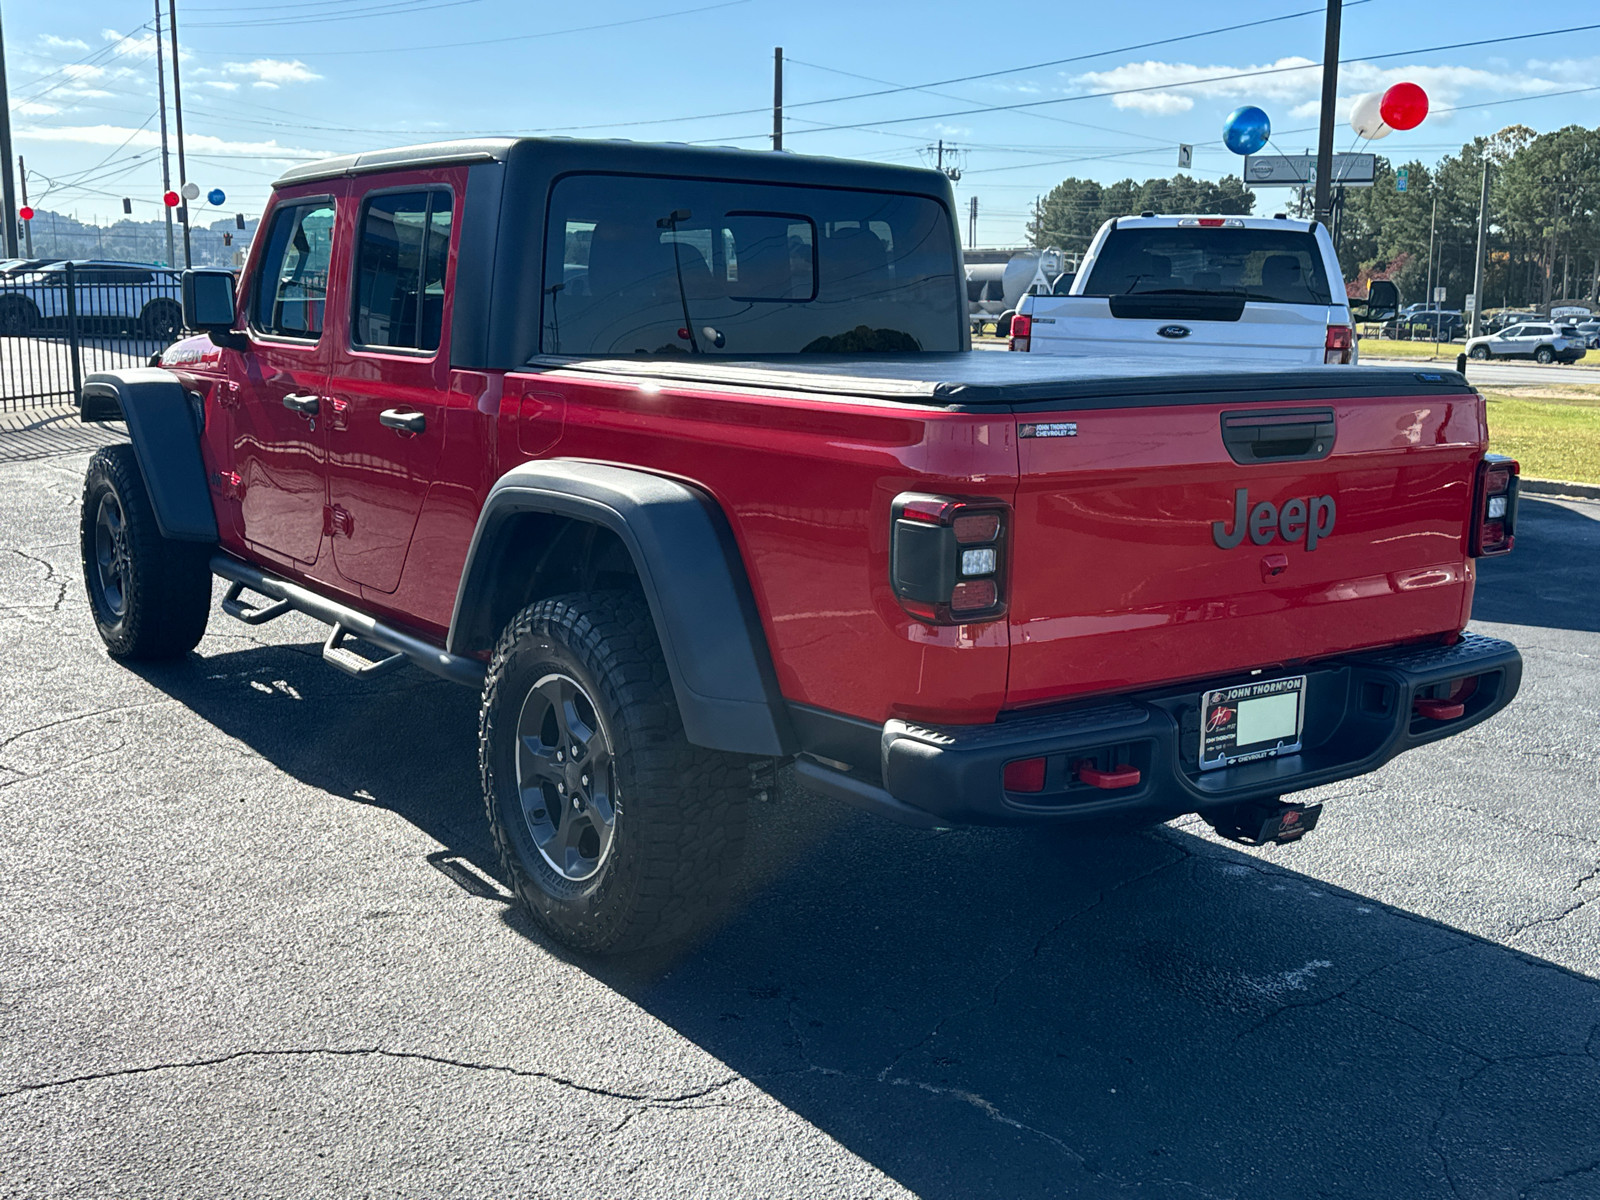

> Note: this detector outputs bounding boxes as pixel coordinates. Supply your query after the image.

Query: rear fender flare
[448,460,794,757]
[81,368,217,542]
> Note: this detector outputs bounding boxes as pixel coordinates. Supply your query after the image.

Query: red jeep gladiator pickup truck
[77,138,1522,953]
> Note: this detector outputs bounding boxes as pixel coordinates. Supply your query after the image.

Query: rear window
[1083,226,1333,306]
[540,174,959,355]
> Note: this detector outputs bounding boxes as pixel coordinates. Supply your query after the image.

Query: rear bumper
[798,633,1521,829]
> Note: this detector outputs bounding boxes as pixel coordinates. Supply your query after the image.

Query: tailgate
[1006,391,1485,708]
[1028,296,1333,364]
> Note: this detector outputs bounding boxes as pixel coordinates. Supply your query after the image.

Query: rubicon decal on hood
[1212,488,1336,551]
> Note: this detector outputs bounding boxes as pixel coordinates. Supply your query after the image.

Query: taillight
[1470,454,1518,556]
[891,492,1008,624]
[1009,312,1031,352]
[1324,324,1353,365]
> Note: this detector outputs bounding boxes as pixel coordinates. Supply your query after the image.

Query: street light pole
[0,9,21,257]
[169,0,192,268]
[772,48,782,151]
[1312,0,1342,224]
[154,0,175,268]
[1470,159,1491,339]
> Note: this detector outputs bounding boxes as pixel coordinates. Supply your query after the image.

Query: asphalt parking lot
[2,430,1598,1199]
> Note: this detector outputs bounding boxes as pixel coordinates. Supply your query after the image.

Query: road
[2,428,1598,1199]
[1363,354,1600,388]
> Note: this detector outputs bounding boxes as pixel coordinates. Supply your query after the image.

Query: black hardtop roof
[533,353,1473,408]
[272,136,950,195]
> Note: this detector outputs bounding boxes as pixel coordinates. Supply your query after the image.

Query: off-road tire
[480,591,749,954]
[1469,345,1490,360]
[80,444,212,659]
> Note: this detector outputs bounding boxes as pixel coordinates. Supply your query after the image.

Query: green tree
[1032,173,1253,250]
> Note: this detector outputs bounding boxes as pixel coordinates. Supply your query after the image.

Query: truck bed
[530,353,1470,406]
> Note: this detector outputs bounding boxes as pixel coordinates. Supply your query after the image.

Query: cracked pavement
[2,436,1598,1198]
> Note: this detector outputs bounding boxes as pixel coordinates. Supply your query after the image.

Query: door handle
[379,408,426,434]
[282,392,320,415]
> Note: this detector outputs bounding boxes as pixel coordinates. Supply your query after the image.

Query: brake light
[891,492,1009,624]
[1009,312,1032,352]
[1178,217,1245,228]
[1470,455,1519,556]
[1324,324,1353,365]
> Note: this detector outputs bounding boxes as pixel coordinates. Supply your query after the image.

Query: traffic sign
[1242,154,1375,188]
[1434,287,1447,303]
[1465,293,1476,311]
[1397,167,1409,193]
[1177,144,1193,169]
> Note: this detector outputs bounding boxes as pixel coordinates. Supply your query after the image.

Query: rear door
[323,173,456,594]
[1004,385,1484,709]
[230,190,342,566]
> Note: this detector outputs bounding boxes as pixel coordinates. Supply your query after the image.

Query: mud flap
[1203,799,1323,846]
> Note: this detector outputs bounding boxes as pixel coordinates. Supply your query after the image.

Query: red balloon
[18,206,33,221]
[1380,82,1428,132]
[163,190,180,208]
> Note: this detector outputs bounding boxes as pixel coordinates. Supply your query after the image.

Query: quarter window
[352,190,454,351]
[254,200,336,338]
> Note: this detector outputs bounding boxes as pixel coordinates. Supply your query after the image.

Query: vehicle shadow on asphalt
[132,641,1600,1200]
[1474,496,1600,633]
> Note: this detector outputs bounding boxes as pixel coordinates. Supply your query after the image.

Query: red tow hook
[1074,760,1141,789]
[1414,697,1466,720]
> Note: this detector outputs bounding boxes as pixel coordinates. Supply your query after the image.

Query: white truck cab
[1011,214,1358,365]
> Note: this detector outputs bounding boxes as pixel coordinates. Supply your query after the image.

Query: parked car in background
[1488,310,1540,333]
[1465,322,1587,363]
[0,260,183,338]
[1383,310,1465,341]
[0,256,64,276]
[1572,319,1600,348]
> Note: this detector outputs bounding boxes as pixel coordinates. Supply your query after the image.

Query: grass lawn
[1357,338,1463,360]
[1483,387,1600,484]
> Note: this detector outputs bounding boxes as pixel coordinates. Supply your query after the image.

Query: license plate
[1199,675,1306,770]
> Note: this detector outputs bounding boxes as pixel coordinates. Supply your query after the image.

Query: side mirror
[181,268,246,349]
[1351,278,1399,322]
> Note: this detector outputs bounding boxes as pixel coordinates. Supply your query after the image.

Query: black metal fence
[0,262,189,412]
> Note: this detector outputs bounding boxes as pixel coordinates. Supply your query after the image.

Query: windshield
[1083,226,1334,306]
[540,174,960,355]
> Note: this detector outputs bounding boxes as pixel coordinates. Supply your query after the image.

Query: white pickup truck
[1010,214,1389,365]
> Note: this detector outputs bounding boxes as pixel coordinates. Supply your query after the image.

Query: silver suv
[1465,321,1587,364]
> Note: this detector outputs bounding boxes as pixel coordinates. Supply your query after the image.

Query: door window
[254,199,337,339]
[352,190,454,352]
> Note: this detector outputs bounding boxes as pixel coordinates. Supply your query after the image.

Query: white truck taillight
[890,493,1009,624]
[1009,312,1032,352]
[1470,455,1519,556]
[1325,324,1353,364]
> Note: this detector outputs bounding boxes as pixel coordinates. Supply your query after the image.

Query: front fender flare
[81,368,217,542]
[448,460,794,757]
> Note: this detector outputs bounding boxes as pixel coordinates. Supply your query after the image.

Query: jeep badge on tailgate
[1213,487,1336,551]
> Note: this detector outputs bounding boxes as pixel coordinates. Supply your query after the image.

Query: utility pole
[771,47,782,151]
[936,139,944,171]
[0,8,20,257]
[1470,159,1491,338]
[154,0,175,267]
[1312,0,1341,224]
[969,195,977,248]
[18,157,30,255]
[169,0,192,268]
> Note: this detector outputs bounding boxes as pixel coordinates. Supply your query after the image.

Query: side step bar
[211,555,486,688]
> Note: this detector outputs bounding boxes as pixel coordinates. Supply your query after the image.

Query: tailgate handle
[1221,408,1335,464]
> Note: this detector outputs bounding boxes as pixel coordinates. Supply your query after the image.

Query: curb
[1520,477,1600,501]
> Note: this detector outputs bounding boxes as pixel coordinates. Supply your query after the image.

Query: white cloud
[204,81,240,92]
[11,100,62,117]
[1071,56,1564,117]
[13,123,334,162]
[223,58,322,86]
[38,35,90,51]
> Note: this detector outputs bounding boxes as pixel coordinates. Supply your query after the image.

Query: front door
[232,193,341,566]
[323,178,455,593]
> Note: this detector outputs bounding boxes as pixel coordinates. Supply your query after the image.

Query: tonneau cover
[528,353,1471,407]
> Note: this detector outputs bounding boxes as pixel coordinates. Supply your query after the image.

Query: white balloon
[1350,92,1392,140]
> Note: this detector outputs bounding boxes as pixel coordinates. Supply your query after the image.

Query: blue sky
[10,0,1600,247]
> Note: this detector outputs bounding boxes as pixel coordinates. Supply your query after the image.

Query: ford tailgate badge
[1157,324,1191,339]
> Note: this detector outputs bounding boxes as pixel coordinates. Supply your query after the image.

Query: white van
[1010,214,1369,364]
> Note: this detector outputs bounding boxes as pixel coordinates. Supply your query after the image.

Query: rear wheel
[80,445,212,659]
[1469,345,1490,360]
[1535,346,1555,364]
[479,591,749,954]
[0,296,39,337]
[140,299,182,341]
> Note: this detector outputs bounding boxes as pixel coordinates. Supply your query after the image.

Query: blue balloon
[1222,106,1271,156]
[207,188,226,206]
